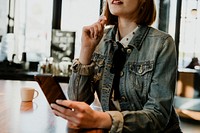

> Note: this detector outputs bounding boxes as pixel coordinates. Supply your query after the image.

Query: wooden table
[0,80,105,133]
[174,96,200,121]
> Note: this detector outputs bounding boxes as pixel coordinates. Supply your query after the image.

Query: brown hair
[101,0,156,26]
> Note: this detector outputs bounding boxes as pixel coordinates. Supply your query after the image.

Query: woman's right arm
[79,16,107,65]
[67,17,107,103]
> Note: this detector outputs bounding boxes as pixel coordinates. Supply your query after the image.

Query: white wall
[0,0,8,36]
[61,0,100,58]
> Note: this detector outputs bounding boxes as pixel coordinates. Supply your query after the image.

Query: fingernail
[99,16,107,21]
[56,100,62,103]
[103,16,107,20]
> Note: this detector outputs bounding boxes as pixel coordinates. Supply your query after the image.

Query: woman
[51,0,182,132]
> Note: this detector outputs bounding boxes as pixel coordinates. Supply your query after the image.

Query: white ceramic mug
[21,87,39,102]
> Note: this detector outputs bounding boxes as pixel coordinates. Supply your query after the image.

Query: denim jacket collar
[104,25,150,51]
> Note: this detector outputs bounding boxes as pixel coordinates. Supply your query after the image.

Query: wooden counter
[0,80,105,133]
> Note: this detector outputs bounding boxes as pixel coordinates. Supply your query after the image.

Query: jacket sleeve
[67,58,96,104]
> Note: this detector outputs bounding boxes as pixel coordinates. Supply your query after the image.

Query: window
[178,0,200,68]
[14,0,53,62]
[0,0,8,37]
[61,0,101,58]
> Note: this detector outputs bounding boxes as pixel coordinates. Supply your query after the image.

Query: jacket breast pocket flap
[129,61,154,76]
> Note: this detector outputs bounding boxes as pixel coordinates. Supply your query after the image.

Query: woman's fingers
[52,100,103,128]
[56,100,85,112]
[51,100,88,125]
[51,102,78,123]
[99,16,107,25]
[95,16,107,39]
[68,122,80,129]
[87,16,107,39]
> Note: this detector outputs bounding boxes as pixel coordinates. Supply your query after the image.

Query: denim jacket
[68,25,181,133]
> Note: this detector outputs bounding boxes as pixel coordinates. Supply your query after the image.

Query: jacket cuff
[106,111,124,133]
[72,58,95,76]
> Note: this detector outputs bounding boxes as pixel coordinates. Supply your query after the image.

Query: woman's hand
[51,100,112,129]
[79,16,107,65]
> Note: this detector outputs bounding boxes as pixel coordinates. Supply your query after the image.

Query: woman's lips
[112,0,123,4]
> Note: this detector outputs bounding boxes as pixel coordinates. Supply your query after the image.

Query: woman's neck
[117,18,138,39]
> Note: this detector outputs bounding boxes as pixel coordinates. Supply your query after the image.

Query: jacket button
[120,96,127,102]
[138,65,143,74]
[120,71,124,77]
[126,49,132,54]
[95,66,98,70]
[98,60,104,65]
[107,64,112,68]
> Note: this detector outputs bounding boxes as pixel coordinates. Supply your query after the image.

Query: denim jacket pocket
[127,61,154,103]
[129,61,154,76]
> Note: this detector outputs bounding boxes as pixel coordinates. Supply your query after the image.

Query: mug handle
[33,90,39,99]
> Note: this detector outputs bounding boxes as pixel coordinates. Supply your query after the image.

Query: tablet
[34,74,69,109]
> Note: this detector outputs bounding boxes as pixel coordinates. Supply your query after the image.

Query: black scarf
[110,42,127,100]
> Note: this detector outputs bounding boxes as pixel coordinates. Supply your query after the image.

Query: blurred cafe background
[0,0,200,132]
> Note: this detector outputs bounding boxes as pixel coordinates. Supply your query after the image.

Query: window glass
[15,0,53,62]
[178,0,200,68]
[168,0,177,38]
[0,0,8,37]
[61,0,101,58]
